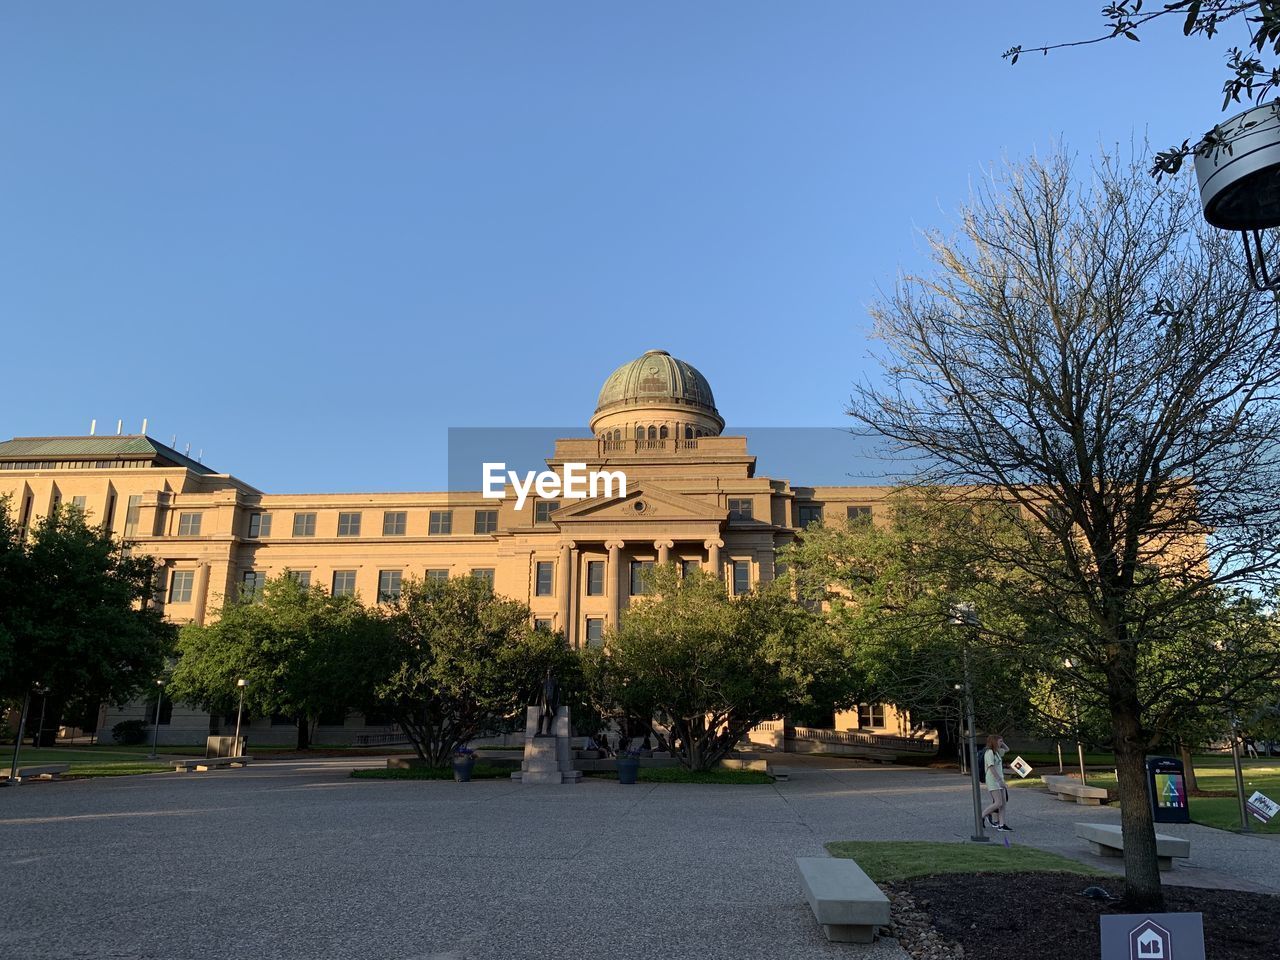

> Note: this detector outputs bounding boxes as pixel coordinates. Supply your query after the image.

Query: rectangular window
[534,618,553,632]
[630,560,654,596]
[293,512,317,537]
[286,569,311,588]
[847,505,873,524]
[177,511,202,536]
[586,560,605,596]
[535,561,554,596]
[534,501,559,524]
[732,560,751,596]
[103,493,116,532]
[857,703,886,729]
[473,509,498,534]
[681,559,701,579]
[332,570,357,597]
[426,568,449,583]
[168,570,194,603]
[796,504,823,528]
[585,618,604,647]
[470,568,494,589]
[242,570,266,598]
[382,511,407,536]
[337,512,362,537]
[71,495,87,512]
[123,495,143,537]
[378,569,403,602]
[248,512,272,538]
[429,510,453,535]
[728,498,753,521]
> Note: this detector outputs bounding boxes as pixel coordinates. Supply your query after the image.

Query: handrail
[790,725,935,753]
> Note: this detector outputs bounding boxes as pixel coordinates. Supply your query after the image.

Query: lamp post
[6,684,39,785]
[1228,713,1253,833]
[148,679,165,760]
[948,603,989,843]
[233,679,248,757]
[1063,659,1088,786]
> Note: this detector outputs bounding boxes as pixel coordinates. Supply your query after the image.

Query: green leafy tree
[0,500,174,745]
[361,575,573,766]
[597,565,849,771]
[169,575,377,750]
[850,147,1280,909]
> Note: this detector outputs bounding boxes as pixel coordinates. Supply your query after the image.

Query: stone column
[556,541,572,632]
[656,539,673,565]
[606,539,624,627]
[193,562,212,626]
[705,539,723,581]
[568,545,580,647]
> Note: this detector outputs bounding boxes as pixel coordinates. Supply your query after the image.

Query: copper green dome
[595,350,719,417]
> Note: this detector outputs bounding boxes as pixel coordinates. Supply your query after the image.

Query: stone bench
[1043,774,1110,805]
[172,756,253,772]
[1075,822,1190,871]
[796,857,890,944]
[14,763,71,782]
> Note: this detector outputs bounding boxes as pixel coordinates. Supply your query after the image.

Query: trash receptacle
[1145,756,1190,824]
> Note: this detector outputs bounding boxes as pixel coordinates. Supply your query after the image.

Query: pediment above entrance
[552,483,725,526]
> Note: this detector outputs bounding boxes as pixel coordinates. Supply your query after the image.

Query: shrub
[112,719,147,745]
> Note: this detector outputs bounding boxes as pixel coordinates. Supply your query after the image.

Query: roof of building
[0,435,217,474]
[594,349,718,415]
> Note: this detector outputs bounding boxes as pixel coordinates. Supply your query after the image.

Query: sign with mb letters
[1100,913,1205,960]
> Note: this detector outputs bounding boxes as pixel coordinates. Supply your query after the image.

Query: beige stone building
[1,349,912,745]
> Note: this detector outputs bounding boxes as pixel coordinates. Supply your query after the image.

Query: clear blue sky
[0,3,1235,491]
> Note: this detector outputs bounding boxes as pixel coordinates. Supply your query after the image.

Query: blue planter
[452,757,476,782]
[616,757,640,784]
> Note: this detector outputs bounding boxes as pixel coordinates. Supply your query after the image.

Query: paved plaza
[2,756,1276,960]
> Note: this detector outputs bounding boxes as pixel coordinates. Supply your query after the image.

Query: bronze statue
[535,668,558,736]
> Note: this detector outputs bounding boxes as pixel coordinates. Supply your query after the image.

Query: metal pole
[1056,741,1064,774]
[1230,719,1253,833]
[1073,693,1087,786]
[7,691,32,784]
[34,692,48,748]
[234,684,245,757]
[148,683,163,760]
[962,644,989,843]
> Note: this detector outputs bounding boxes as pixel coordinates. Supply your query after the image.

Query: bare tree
[851,149,1280,909]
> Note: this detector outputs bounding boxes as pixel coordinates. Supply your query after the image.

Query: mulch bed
[883,872,1279,960]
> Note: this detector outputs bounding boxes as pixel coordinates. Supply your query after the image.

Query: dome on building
[590,350,724,440]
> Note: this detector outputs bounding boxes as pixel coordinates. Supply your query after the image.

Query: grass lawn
[4,746,174,777]
[586,767,774,784]
[825,840,1106,882]
[350,763,512,781]
[1007,758,1280,834]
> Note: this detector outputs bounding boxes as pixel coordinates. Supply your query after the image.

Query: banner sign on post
[1246,790,1278,823]
[1008,755,1033,778]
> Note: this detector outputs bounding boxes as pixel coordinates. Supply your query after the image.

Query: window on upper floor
[474,509,498,534]
[426,568,449,583]
[630,560,653,596]
[337,512,362,537]
[382,511,407,536]
[241,570,266,599]
[168,570,194,604]
[680,559,700,579]
[293,512,317,537]
[796,504,823,528]
[534,618,553,632]
[728,498,753,521]
[586,560,604,596]
[847,505,873,525]
[535,561,554,596]
[286,569,311,588]
[248,512,272,538]
[123,495,143,537]
[429,510,452,535]
[534,501,558,524]
[732,560,751,596]
[332,570,357,597]
[378,570,403,602]
[177,511,202,536]
[71,495,87,512]
[470,568,495,590]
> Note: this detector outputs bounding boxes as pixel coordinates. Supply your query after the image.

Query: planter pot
[452,757,476,782]
[616,757,640,784]
[1195,102,1280,231]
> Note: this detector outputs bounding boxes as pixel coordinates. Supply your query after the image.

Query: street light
[948,602,989,843]
[148,679,165,760]
[5,682,44,786]
[1063,659,1088,786]
[233,679,248,757]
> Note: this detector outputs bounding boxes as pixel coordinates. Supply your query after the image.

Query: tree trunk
[1108,658,1164,911]
[295,716,310,751]
[1179,742,1200,794]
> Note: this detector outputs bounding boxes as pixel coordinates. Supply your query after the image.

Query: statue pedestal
[511,706,581,785]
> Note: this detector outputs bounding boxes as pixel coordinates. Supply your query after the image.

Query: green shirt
[983,749,1006,790]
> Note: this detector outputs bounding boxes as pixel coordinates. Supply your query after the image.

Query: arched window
[613,429,621,441]
[659,425,669,439]
[635,426,644,440]
[684,426,693,439]
[647,425,658,440]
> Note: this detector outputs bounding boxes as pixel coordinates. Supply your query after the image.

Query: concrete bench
[172,756,253,772]
[796,857,890,944]
[14,763,71,782]
[1043,774,1110,805]
[1075,822,1190,871]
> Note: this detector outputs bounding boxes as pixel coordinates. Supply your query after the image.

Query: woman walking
[981,734,1012,832]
